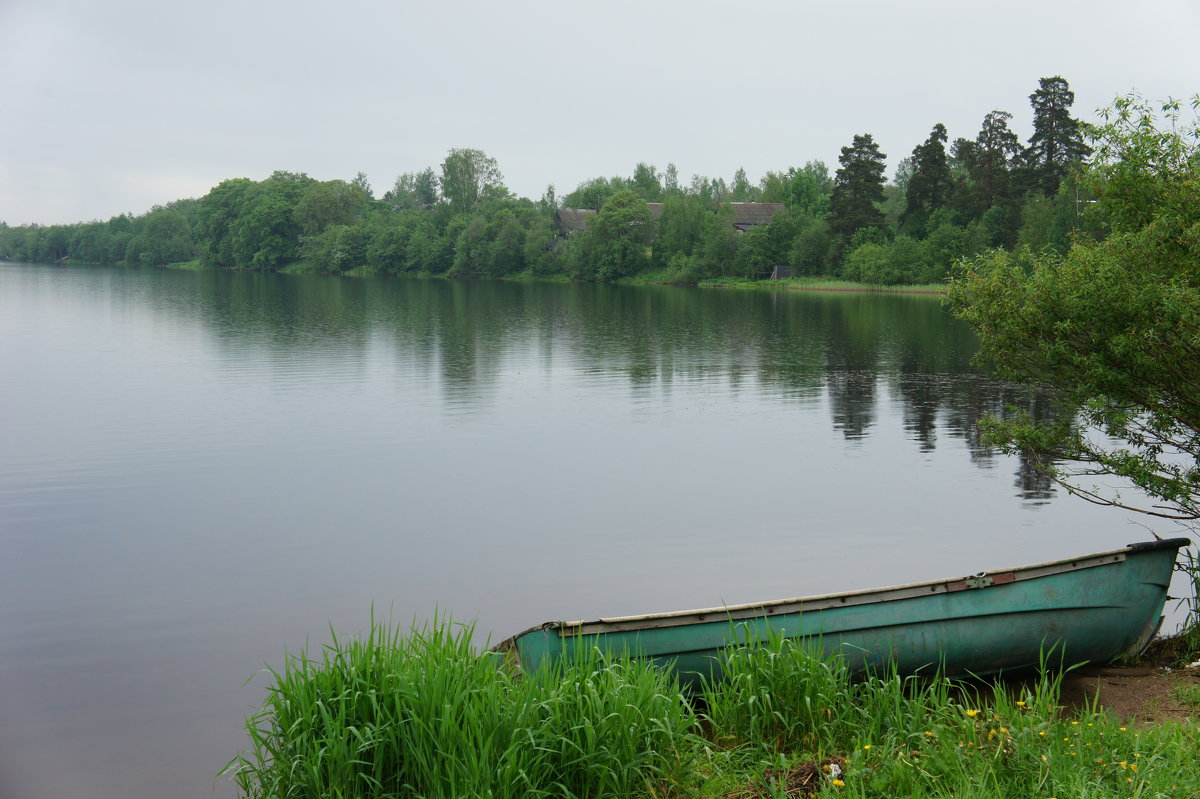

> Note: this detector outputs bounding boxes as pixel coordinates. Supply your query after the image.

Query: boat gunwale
[494,539,1189,646]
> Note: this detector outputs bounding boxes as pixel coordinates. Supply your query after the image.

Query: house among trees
[724,202,786,231]
[645,201,784,231]
[557,201,785,236]
[555,207,596,235]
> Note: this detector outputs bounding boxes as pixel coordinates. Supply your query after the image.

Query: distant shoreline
[7,257,949,297]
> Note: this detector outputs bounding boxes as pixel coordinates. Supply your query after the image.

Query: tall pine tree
[830,134,887,244]
[953,110,1023,219]
[901,123,952,235]
[1021,76,1091,196]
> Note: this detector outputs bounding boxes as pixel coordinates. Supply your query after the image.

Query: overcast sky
[1,0,1197,226]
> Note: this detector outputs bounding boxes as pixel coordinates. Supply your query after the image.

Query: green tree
[892,156,915,196]
[901,123,952,235]
[302,224,368,273]
[196,178,254,267]
[840,241,896,285]
[351,171,373,200]
[696,203,737,277]
[1015,188,1076,254]
[631,162,663,201]
[485,211,526,275]
[757,171,788,203]
[663,163,681,196]
[788,214,833,276]
[689,175,728,207]
[440,149,505,213]
[955,110,1023,219]
[949,94,1200,520]
[784,161,833,216]
[1020,76,1091,197]
[653,193,709,267]
[730,167,757,202]
[388,168,439,208]
[563,176,628,210]
[523,215,558,275]
[131,206,194,266]
[294,179,369,235]
[537,185,557,218]
[734,224,774,278]
[569,190,652,281]
[830,134,887,247]
[229,172,314,270]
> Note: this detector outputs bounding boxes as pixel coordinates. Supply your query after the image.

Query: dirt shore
[1058,663,1200,725]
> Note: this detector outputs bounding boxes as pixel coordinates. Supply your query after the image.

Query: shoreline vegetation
[12,255,953,296]
[228,554,1200,798]
[4,76,1098,292]
[191,258,954,295]
[226,603,1200,799]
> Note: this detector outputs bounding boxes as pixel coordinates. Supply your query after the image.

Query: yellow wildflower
[832,779,845,788]
[924,731,934,737]
[965,709,980,718]
[1016,700,1027,707]
[1038,731,1047,737]
[862,745,871,750]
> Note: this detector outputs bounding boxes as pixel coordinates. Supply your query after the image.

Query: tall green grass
[225,617,697,799]
[229,615,1200,798]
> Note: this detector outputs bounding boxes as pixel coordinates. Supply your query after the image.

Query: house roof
[558,201,786,234]
[556,208,596,234]
[724,202,786,227]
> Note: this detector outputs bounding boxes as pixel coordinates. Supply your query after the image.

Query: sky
[1,0,1197,226]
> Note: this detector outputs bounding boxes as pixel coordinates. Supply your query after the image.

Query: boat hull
[495,539,1189,687]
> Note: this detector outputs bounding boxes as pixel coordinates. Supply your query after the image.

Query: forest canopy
[0,77,1117,287]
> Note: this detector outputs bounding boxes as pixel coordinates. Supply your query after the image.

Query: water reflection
[172,272,1062,500]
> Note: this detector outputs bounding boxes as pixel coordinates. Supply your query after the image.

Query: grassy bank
[11,258,947,294]
[227,619,1200,799]
[694,276,946,294]
[164,258,206,271]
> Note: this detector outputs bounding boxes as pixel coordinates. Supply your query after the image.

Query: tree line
[1,76,1095,286]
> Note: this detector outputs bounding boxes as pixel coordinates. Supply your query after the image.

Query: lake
[0,263,1184,799]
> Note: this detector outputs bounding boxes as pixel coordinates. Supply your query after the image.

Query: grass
[163,258,206,270]
[228,616,1200,799]
[1170,681,1200,709]
[225,616,697,799]
[695,276,947,293]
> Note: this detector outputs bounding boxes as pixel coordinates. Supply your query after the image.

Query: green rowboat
[495,539,1191,686]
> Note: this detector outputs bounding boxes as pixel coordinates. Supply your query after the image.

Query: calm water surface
[0,263,1181,798]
